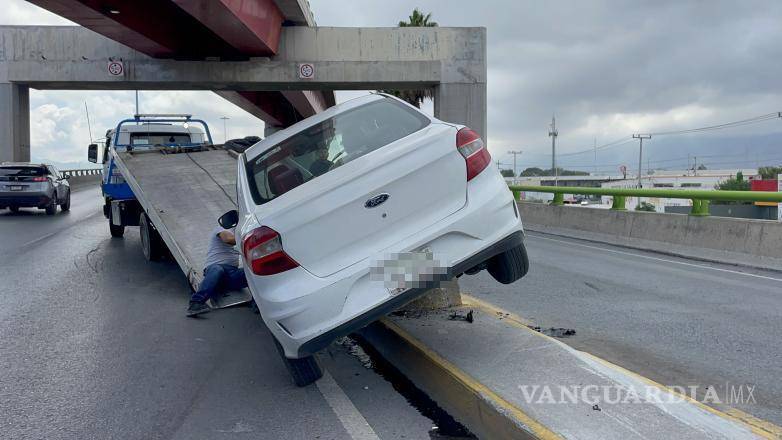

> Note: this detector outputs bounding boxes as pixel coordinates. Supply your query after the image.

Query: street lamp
[220,116,230,143]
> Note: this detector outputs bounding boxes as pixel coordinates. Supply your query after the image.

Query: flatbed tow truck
[87,114,251,309]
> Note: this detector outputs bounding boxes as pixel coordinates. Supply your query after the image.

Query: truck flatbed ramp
[113,147,252,309]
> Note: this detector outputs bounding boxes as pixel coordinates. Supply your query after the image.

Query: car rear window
[246,97,430,205]
[0,166,45,176]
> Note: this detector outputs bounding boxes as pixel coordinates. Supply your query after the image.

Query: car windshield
[246,97,430,205]
[0,166,45,176]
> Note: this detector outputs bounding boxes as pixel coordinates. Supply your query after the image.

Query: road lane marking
[528,234,782,283]
[316,369,380,440]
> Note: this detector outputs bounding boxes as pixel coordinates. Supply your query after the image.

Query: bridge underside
[0,26,486,162]
[25,0,332,131]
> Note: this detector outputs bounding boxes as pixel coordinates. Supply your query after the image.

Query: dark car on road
[0,163,71,214]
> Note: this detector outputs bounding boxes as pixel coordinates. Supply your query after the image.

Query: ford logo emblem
[365,193,390,209]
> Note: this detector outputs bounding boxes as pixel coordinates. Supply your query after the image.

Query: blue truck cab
[87,114,213,237]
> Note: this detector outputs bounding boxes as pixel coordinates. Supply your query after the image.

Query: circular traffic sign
[108,61,124,76]
[298,63,314,79]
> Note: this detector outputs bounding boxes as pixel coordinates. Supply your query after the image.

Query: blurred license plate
[10,185,23,191]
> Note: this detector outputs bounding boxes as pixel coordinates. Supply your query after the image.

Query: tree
[520,167,544,177]
[380,9,438,108]
[717,171,750,191]
[398,8,438,27]
[697,164,707,170]
[500,169,515,177]
[758,166,782,180]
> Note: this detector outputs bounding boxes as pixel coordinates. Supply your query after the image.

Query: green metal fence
[508,185,782,216]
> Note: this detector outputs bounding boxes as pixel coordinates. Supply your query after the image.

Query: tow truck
[87,114,251,309]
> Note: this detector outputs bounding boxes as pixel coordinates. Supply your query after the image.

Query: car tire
[45,196,57,215]
[487,242,530,284]
[9,206,19,213]
[139,212,165,261]
[60,191,71,211]
[273,338,323,387]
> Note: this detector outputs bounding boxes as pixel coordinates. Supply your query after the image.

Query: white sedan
[221,94,529,386]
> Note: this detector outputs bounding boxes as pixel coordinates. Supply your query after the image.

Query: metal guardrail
[509,185,782,216]
[61,168,102,178]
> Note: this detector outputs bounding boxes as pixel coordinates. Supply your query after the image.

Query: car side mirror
[218,209,239,229]
[88,144,98,163]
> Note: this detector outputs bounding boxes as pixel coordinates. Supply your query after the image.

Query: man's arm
[218,230,236,246]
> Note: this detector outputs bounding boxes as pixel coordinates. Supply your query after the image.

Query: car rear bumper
[0,191,54,207]
[298,229,524,357]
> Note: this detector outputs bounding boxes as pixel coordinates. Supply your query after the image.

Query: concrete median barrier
[518,202,782,271]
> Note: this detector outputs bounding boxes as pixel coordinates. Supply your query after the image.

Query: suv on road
[0,163,71,214]
[226,94,529,386]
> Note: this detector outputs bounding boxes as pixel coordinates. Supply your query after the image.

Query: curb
[360,295,782,440]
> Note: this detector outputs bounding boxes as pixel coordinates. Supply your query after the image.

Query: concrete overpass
[0,24,485,162]
[24,0,334,132]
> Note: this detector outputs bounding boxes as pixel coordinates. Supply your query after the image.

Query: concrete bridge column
[0,83,30,162]
[434,83,487,140]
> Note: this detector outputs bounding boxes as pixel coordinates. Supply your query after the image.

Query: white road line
[316,369,381,440]
[529,234,782,283]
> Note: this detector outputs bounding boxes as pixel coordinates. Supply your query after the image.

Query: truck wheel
[45,196,57,215]
[487,242,530,284]
[273,338,322,387]
[60,191,71,211]
[139,212,164,261]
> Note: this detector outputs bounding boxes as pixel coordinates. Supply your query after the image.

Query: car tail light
[242,226,299,275]
[32,176,47,182]
[457,127,491,181]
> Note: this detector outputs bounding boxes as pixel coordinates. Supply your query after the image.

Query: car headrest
[269,167,303,196]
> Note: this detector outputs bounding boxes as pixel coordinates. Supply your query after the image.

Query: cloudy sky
[4,0,782,174]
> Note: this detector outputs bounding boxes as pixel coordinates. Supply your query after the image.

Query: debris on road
[448,310,474,323]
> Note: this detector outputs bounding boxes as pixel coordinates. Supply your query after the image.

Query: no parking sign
[298,63,314,79]
[107,60,124,76]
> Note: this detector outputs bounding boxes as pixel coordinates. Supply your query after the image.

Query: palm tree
[381,9,438,108]
[398,8,438,27]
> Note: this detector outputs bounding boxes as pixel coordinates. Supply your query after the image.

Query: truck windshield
[246,97,430,205]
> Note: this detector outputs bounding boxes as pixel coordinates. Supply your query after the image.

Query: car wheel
[9,206,19,213]
[273,338,323,387]
[45,196,57,215]
[139,212,165,261]
[60,191,71,211]
[487,242,530,284]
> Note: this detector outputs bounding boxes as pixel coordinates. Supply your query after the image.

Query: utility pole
[549,115,558,185]
[632,134,651,189]
[507,150,523,177]
[593,137,597,175]
[220,116,230,143]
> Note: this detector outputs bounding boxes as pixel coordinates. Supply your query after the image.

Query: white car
[222,94,529,385]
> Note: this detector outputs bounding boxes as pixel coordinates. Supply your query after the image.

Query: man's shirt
[203,226,240,268]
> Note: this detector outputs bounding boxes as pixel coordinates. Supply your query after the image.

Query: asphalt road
[0,185,434,440]
[460,231,782,426]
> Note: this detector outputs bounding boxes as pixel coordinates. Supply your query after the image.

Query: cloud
[6,0,782,173]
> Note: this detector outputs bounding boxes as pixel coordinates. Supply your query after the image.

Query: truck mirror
[88,144,98,163]
[218,210,239,229]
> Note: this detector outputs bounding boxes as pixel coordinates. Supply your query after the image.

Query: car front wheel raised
[139,212,165,261]
[273,338,323,387]
[487,242,530,284]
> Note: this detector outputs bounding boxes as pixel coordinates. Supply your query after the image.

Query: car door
[47,166,61,202]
